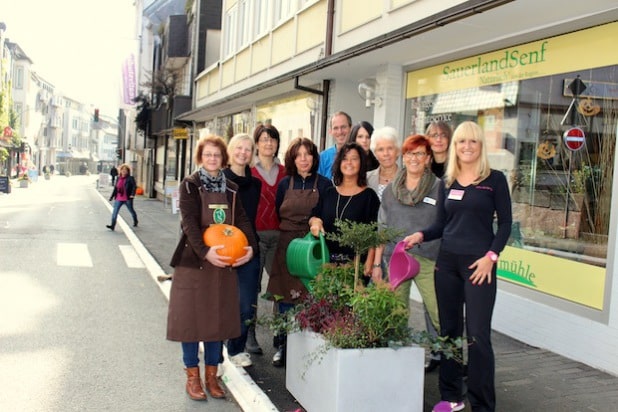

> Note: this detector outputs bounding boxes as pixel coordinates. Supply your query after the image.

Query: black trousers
[435,249,497,412]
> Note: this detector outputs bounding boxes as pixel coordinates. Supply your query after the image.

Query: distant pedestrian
[110,165,119,186]
[106,163,138,230]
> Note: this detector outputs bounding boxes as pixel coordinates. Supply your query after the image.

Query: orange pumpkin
[203,224,249,264]
[136,187,144,195]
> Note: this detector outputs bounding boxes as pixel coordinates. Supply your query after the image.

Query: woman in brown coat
[167,135,257,401]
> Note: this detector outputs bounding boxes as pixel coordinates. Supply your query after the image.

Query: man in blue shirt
[318,111,352,179]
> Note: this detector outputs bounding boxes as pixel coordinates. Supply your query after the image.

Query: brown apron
[266,177,320,304]
[167,189,241,342]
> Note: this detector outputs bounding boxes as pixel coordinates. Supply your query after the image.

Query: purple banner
[122,54,137,105]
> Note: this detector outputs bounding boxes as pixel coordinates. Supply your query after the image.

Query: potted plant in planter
[18,173,31,188]
[264,220,461,412]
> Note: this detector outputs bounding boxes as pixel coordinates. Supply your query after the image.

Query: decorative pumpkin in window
[577,98,601,116]
[203,223,249,264]
[537,141,556,160]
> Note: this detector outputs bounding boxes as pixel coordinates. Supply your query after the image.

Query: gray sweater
[378,176,441,262]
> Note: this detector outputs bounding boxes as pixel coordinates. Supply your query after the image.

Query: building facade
[167,0,618,375]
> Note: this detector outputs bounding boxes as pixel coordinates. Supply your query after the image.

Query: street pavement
[97,180,618,412]
[0,175,244,412]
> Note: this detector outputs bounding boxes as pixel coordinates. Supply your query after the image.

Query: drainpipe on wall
[319,0,335,150]
[320,80,330,151]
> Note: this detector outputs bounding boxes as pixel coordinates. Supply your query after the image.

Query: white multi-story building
[171,0,618,375]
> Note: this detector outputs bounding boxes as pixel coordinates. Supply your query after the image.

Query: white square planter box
[286,331,425,412]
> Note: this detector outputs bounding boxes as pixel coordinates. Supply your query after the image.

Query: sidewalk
[100,184,618,412]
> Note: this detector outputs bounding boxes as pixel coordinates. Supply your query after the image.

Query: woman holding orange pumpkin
[167,135,257,402]
[222,133,262,368]
[266,137,332,367]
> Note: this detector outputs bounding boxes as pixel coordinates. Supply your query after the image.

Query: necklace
[380,167,396,183]
[336,193,354,221]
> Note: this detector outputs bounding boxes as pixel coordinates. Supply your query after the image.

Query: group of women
[164,118,511,412]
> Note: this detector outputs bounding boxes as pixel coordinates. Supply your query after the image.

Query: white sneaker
[229,352,252,367]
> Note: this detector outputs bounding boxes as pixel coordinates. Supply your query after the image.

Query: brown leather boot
[205,365,225,398]
[185,367,207,401]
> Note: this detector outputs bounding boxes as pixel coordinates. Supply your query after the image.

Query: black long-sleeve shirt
[423,169,512,256]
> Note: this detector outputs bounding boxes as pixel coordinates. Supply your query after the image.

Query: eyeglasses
[404,151,427,159]
[429,133,448,140]
[202,153,222,159]
[259,136,275,143]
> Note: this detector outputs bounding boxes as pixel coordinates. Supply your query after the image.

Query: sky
[1,0,138,117]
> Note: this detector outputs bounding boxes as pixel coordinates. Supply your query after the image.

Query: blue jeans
[182,341,223,367]
[110,199,138,229]
[226,255,261,356]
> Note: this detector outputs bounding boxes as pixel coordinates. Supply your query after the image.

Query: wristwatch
[485,251,498,263]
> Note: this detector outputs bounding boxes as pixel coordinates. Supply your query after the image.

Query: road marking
[57,243,93,267]
[119,245,145,268]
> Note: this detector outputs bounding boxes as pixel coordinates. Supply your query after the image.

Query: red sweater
[251,164,285,231]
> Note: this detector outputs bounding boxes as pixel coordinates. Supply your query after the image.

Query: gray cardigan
[378,176,441,262]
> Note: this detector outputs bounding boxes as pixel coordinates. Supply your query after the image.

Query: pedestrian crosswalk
[57,243,93,267]
[56,243,145,268]
[119,244,146,268]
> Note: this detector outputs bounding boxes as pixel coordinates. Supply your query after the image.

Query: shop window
[405,67,617,269]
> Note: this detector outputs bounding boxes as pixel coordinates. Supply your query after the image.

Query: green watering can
[286,232,330,291]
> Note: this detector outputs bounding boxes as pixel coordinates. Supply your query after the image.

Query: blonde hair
[444,121,491,188]
[119,163,131,174]
[227,133,255,167]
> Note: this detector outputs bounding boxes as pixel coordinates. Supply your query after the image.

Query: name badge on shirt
[448,189,465,201]
[423,196,437,206]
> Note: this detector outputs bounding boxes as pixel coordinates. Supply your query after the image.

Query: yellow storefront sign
[407,21,618,98]
[172,127,189,139]
[497,246,605,310]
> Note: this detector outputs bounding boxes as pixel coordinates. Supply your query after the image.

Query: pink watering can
[388,241,420,290]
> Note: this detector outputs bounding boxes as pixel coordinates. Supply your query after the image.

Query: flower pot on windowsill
[286,331,425,412]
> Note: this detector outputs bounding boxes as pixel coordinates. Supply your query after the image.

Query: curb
[96,189,279,412]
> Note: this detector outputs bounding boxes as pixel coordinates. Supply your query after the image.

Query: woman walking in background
[249,124,286,355]
[223,133,262,368]
[106,163,138,230]
[167,135,256,401]
[266,137,332,367]
[404,121,512,412]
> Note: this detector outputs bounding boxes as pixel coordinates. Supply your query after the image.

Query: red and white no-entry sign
[563,127,585,151]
